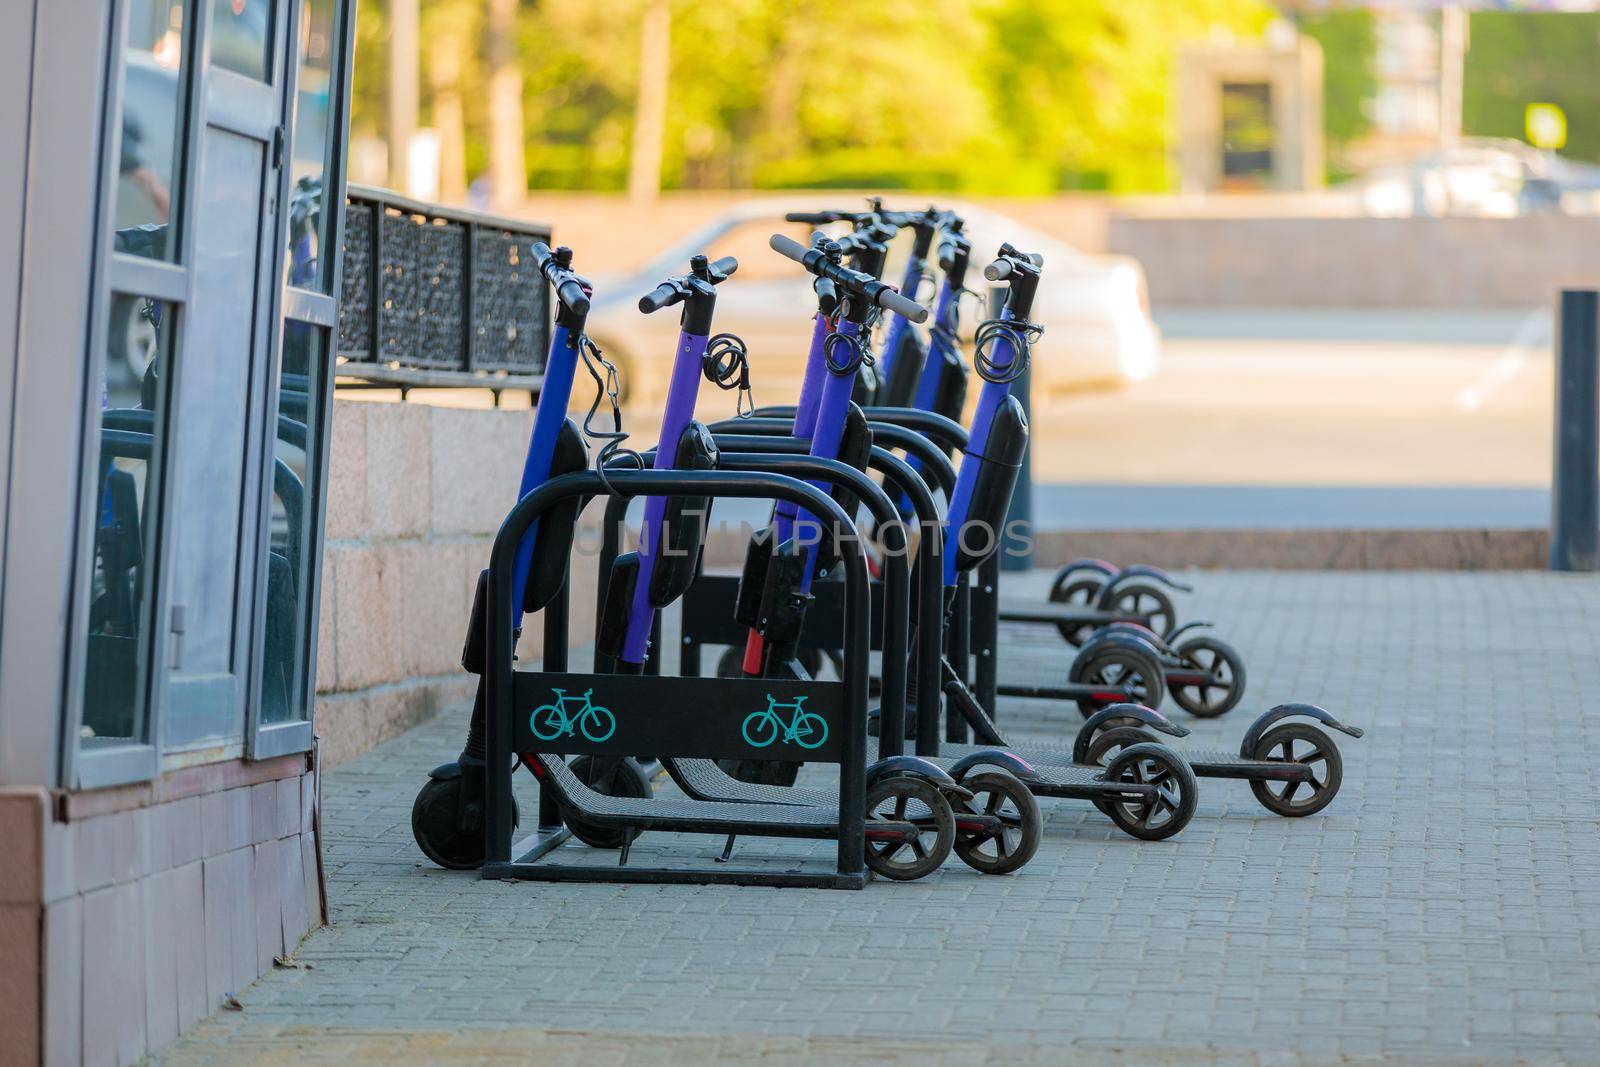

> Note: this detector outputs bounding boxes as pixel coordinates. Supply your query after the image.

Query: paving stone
[152,571,1600,1064]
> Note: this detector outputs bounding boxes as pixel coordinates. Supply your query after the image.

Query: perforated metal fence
[337,184,552,392]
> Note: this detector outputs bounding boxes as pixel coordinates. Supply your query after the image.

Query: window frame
[244,0,352,760]
[65,0,207,790]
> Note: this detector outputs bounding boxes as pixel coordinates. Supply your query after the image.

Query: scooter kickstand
[618,830,637,867]
[715,834,737,863]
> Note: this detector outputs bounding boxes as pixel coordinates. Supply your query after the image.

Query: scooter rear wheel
[1048,577,1104,646]
[1101,743,1198,841]
[1084,725,1163,818]
[1170,635,1247,719]
[1070,644,1167,717]
[1248,723,1343,817]
[952,770,1042,875]
[864,776,954,881]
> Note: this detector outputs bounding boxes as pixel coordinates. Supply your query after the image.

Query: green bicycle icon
[741,695,828,750]
[530,687,616,743]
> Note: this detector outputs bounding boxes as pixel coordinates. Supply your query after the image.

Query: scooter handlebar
[707,255,739,281]
[982,246,1045,282]
[768,233,928,323]
[638,282,680,314]
[531,241,592,316]
[768,232,811,264]
[879,288,930,323]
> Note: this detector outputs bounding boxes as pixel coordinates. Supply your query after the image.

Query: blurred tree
[351,0,1277,195]
[1465,12,1600,163]
[423,0,477,200]
[486,0,526,207]
[628,0,671,201]
[1296,10,1375,182]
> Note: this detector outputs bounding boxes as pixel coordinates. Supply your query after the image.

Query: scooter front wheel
[563,756,654,849]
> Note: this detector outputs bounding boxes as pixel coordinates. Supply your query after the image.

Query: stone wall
[1108,212,1600,308]
[2,756,319,1067]
[314,400,599,768]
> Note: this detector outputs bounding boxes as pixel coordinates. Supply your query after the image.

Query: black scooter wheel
[1170,635,1247,718]
[563,756,653,849]
[714,647,807,787]
[1249,723,1343,817]
[1106,583,1176,640]
[411,776,485,870]
[1070,644,1167,717]
[1048,577,1105,646]
[952,770,1041,875]
[1084,725,1163,818]
[1101,742,1198,841]
[412,775,518,870]
[864,776,955,881]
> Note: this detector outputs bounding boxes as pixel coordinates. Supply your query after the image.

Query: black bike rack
[483,468,873,889]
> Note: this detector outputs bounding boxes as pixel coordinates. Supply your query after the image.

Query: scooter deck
[931,742,1152,801]
[535,754,842,838]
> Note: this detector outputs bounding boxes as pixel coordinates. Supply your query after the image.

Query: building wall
[2,757,319,1067]
[312,399,601,767]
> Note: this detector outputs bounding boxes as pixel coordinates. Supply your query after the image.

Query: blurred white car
[1354,138,1600,218]
[585,200,1160,410]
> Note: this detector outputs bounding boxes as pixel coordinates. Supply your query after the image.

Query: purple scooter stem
[618,329,711,664]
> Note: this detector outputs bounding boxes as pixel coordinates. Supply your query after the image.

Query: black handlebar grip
[707,256,739,280]
[557,278,590,316]
[784,211,841,224]
[983,259,1015,282]
[638,282,678,314]
[769,233,811,264]
[878,287,929,324]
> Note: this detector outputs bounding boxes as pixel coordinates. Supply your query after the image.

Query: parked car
[1354,138,1600,218]
[584,200,1160,410]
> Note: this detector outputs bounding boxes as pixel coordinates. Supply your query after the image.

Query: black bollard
[1551,289,1600,571]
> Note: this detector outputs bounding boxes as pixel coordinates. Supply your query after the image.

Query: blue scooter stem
[941,319,1020,588]
[770,314,834,541]
[795,318,864,594]
[874,253,925,383]
[510,324,582,621]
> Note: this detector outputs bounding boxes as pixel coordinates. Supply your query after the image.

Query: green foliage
[1464,12,1600,163]
[1297,11,1375,149]
[352,0,1277,194]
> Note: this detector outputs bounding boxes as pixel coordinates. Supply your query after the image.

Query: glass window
[210,0,272,81]
[113,0,187,259]
[259,323,324,725]
[286,0,336,290]
[79,296,173,753]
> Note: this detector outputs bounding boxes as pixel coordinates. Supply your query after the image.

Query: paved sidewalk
[155,572,1600,1065]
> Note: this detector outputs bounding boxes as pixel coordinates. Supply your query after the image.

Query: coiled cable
[970,316,1043,385]
[702,332,757,417]
[577,334,644,495]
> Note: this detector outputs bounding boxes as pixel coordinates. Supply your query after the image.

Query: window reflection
[286,0,335,290]
[81,295,172,750]
[210,0,273,82]
[114,1,187,257]
[261,323,323,724]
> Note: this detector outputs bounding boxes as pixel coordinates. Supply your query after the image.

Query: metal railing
[336,184,553,394]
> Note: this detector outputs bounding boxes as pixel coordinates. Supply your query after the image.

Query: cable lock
[702,332,757,417]
[971,316,1042,385]
[577,334,644,494]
